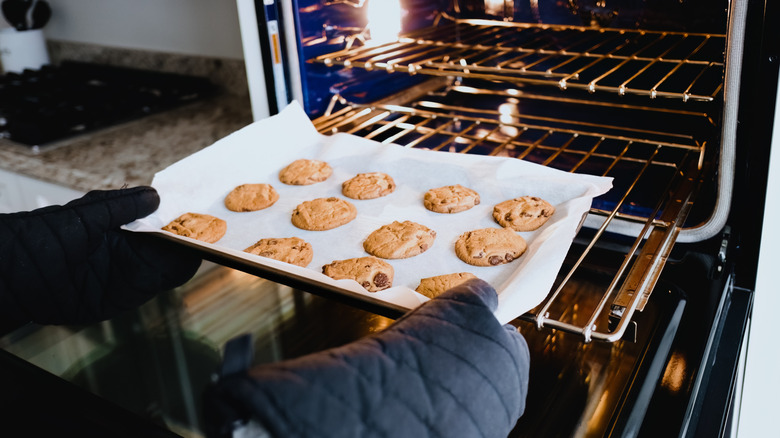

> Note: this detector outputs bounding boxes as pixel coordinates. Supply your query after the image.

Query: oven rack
[311,85,709,342]
[312,16,726,102]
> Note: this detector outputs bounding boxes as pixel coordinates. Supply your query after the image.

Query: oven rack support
[312,92,706,343]
[312,15,726,102]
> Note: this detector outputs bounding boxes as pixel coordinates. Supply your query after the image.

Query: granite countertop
[0,42,255,192]
[0,95,253,192]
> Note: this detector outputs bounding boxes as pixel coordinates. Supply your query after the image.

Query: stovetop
[0,61,216,148]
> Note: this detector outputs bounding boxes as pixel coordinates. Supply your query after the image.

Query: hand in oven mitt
[203,278,530,438]
[0,186,202,326]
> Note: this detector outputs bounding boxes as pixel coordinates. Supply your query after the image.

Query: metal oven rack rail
[309,18,725,342]
[313,14,725,102]
[311,79,712,343]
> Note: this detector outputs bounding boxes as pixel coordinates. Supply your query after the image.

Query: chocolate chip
[505,213,513,221]
[505,253,514,262]
[373,272,389,288]
[475,198,480,205]
[420,243,428,251]
[361,281,371,288]
[489,255,502,265]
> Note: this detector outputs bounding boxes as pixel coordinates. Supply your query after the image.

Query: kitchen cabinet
[0,168,84,213]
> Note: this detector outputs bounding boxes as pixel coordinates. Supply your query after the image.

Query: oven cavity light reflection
[660,351,688,393]
[497,101,520,137]
[365,0,402,46]
[485,0,513,20]
[459,58,470,74]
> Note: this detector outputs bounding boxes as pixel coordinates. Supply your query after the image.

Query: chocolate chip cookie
[162,212,227,244]
[423,184,480,213]
[322,256,394,292]
[341,172,396,200]
[244,237,313,267]
[224,183,279,212]
[278,159,333,185]
[455,227,527,267]
[291,197,357,231]
[363,220,436,259]
[493,196,555,231]
[415,272,478,299]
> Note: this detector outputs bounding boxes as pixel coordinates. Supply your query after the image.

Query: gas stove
[0,61,216,149]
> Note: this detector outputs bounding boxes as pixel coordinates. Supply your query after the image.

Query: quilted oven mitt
[0,186,201,326]
[204,278,530,438]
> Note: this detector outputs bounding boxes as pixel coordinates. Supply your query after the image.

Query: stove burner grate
[0,61,216,147]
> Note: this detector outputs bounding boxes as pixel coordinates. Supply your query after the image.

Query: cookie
[224,183,279,212]
[415,272,478,299]
[291,197,357,231]
[342,172,396,200]
[322,256,394,292]
[455,227,527,267]
[244,237,313,267]
[423,184,480,213]
[278,159,332,185]
[162,212,226,244]
[363,220,436,259]
[493,196,555,231]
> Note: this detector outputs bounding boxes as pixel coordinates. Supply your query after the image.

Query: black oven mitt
[203,278,530,438]
[0,186,201,326]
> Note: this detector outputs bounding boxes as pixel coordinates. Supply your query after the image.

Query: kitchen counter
[0,94,253,193]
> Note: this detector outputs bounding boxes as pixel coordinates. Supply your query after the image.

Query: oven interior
[284,0,730,343]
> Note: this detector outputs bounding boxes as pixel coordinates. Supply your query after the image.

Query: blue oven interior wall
[288,0,726,118]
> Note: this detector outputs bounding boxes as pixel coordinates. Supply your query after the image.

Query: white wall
[0,0,244,59]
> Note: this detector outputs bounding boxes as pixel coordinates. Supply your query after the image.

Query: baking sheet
[124,101,613,324]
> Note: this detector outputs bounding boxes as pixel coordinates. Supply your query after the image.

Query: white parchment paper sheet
[124,102,613,324]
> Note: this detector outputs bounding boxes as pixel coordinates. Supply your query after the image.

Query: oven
[233,0,779,436]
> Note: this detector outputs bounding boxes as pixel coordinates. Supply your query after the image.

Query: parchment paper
[124,101,613,324]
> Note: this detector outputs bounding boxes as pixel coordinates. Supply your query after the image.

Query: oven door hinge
[716,225,731,275]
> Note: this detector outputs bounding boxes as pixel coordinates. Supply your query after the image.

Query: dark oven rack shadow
[311,77,715,343]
